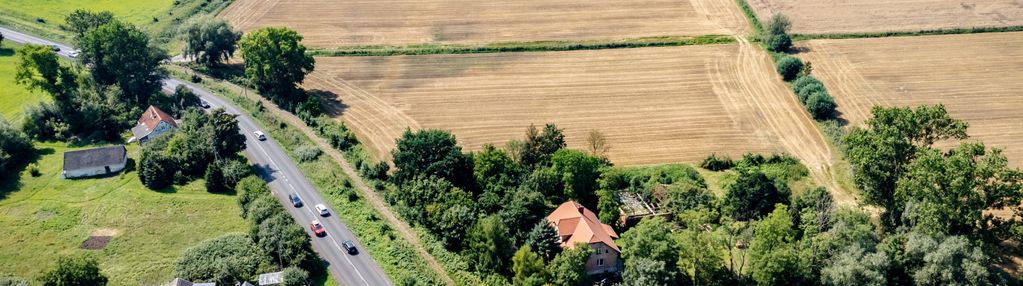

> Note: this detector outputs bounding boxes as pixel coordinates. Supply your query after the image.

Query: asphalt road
[2,26,392,286]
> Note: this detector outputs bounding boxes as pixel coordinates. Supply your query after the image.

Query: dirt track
[219,0,746,47]
[747,0,1023,34]
[799,32,1023,167]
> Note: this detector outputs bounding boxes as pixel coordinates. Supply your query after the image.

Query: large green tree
[618,217,683,284]
[749,205,800,286]
[551,149,605,207]
[0,117,32,177]
[64,10,113,43]
[546,244,593,286]
[80,20,167,105]
[524,221,562,262]
[239,27,315,104]
[896,142,1023,239]
[14,44,78,108]
[722,169,790,221]
[391,129,475,191]
[511,246,546,286]
[37,254,107,286]
[473,144,520,191]
[466,215,514,274]
[252,213,313,267]
[844,105,969,229]
[820,244,888,286]
[182,17,242,66]
[520,123,566,168]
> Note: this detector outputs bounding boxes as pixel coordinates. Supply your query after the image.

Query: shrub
[765,33,792,52]
[38,254,107,286]
[775,57,803,81]
[204,161,227,193]
[795,81,827,104]
[791,76,822,97]
[175,233,265,285]
[700,154,734,171]
[805,91,837,119]
[294,145,322,162]
[722,170,791,221]
[0,117,33,176]
[282,266,309,286]
[28,163,41,177]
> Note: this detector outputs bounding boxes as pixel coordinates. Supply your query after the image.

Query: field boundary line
[307,35,735,57]
[791,25,1023,41]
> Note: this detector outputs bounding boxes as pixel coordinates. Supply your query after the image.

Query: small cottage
[61,145,127,179]
[131,105,178,144]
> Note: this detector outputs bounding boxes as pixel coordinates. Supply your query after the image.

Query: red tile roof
[546,200,620,252]
[138,105,177,130]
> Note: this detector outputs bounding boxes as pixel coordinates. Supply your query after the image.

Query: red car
[310,220,326,237]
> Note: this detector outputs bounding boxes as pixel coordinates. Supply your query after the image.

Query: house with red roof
[131,105,178,144]
[546,200,621,275]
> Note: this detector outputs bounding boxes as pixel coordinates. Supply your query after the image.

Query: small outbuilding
[62,145,127,179]
[257,271,283,285]
[131,105,178,144]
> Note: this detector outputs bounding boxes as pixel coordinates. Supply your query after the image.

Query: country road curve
[1,26,392,286]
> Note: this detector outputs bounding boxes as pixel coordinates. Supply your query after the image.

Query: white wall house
[131,105,179,144]
[62,145,127,179]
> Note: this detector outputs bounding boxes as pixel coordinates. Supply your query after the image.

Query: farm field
[305,42,848,203]
[746,0,1023,34]
[0,45,46,125]
[0,142,247,285]
[219,0,748,47]
[798,32,1023,166]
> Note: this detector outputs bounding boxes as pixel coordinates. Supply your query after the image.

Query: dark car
[342,240,358,255]
[289,192,303,207]
[199,100,210,108]
[49,45,60,51]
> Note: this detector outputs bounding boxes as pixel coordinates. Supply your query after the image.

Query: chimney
[577,203,584,214]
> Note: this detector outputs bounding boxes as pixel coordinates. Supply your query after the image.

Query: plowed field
[746,0,1023,34]
[799,32,1023,166]
[219,0,747,47]
[305,43,847,203]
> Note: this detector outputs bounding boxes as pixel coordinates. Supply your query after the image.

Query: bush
[805,91,837,119]
[775,57,803,81]
[294,145,322,162]
[791,76,821,96]
[700,154,734,171]
[282,266,309,286]
[765,33,792,52]
[175,233,265,285]
[0,117,33,176]
[38,254,107,286]
[722,170,790,221]
[204,161,227,193]
[28,163,41,177]
[795,81,827,104]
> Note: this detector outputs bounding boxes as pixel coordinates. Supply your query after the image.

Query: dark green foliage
[762,13,792,52]
[677,228,735,285]
[551,149,605,208]
[499,188,548,244]
[392,176,476,249]
[700,154,733,171]
[0,117,32,177]
[182,17,242,66]
[621,257,673,286]
[820,244,888,286]
[596,188,621,225]
[794,80,826,104]
[805,91,837,119]
[175,233,265,285]
[473,144,520,191]
[391,129,475,191]
[907,235,991,285]
[524,221,561,262]
[511,246,546,286]
[64,10,113,43]
[663,181,716,219]
[465,215,514,274]
[546,245,592,286]
[722,169,790,221]
[749,205,800,285]
[159,85,201,118]
[15,45,78,107]
[359,160,389,181]
[520,124,566,168]
[618,217,683,284]
[138,135,175,189]
[281,266,309,286]
[775,56,803,81]
[236,176,270,218]
[38,255,107,286]
[789,186,833,236]
[252,213,313,267]
[205,109,247,157]
[294,145,322,162]
[139,108,246,189]
[220,158,252,191]
[204,160,226,193]
[239,27,315,107]
[316,119,359,150]
[80,20,167,104]
[843,105,968,229]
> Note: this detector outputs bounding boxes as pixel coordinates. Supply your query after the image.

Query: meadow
[0,142,247,285]
[0,43,46,124]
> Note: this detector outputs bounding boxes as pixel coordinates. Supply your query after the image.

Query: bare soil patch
[798,32,1023,166]
[80,228,119,250]
[746,0,1023,34]
[219,0,748,47]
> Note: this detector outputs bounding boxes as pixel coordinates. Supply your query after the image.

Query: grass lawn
[0,142,247,285]
[0,0,174,30]
[0,44,47,125]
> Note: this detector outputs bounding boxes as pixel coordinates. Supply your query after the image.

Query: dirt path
[198,73,456,286]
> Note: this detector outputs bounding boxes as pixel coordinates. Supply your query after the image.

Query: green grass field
[0,142,247,285]
[0,0,174,29]
[0,44,47,125]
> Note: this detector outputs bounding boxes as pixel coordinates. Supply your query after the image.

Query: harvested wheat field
[799,32,1023,166]
[746,0,1023,34]
[306,43,850,203]
[220,0,748,47]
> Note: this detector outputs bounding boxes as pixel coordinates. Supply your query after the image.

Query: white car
[315,204,329,216]
[67,50,80,58]
[254,131,266,141]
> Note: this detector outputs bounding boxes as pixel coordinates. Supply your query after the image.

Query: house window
[606,249,610,254]
[597,258,604,266]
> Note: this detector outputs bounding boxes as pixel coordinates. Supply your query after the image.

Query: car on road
[254,131,266,141]
[67,50,79,58]
[315,204,329,216]
[310,220,326,237]
[342,240,358,255]
[199,100,210,108]
[49,45,60,51]
[289,192,303,207]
